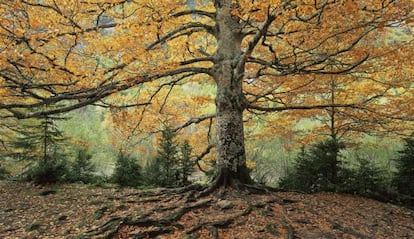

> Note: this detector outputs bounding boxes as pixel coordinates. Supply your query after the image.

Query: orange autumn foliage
[0,0,412,165]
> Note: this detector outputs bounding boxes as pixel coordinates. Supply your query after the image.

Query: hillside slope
[0,181,413,238]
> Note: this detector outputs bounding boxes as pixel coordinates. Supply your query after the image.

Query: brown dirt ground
[0,181,413,239]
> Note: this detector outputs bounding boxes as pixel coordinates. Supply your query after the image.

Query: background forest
[1,101,413,206]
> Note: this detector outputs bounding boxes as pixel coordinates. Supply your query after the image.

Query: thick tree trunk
[212,1,253,187]
[214,93,253,186]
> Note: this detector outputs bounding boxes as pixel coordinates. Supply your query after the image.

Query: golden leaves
[1,0,413,154]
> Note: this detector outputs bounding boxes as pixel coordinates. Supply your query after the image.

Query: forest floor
[0,181,413,239]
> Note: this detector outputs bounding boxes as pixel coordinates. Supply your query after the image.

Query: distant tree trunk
[212,1,254,187]
[43,117,48,162]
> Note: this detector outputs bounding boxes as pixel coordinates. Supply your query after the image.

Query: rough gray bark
[212,0,253,187]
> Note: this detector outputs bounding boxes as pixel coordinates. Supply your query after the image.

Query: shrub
[355,157,385,194]
[68,149,96,184]
[111,153,142,187]
[25,158,69,184]
[278,147,315,192]
[340,157,387,196]
[0,165,10,179]
[393,137,414,197]
[279,140,344,192]
[279,139,391,199]
[144,157,164,186]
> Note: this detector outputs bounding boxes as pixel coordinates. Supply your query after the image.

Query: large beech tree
[0,0,413,189]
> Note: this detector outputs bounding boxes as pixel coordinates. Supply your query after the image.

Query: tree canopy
[0,0,413,189]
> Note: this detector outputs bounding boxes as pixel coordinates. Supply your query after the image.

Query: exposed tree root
[125,184,203,198]
[281,219,295,239]
[197,173,277,198]
[81,179,299,239]
[2,181,412,238]
[185,204,253,235]
[129,227,173,239]
[126,198,212,227]
[83,217,124,239]
[84,186,212,238]
[84,180,403,239]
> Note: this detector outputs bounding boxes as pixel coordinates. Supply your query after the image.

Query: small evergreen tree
[14,116,70,184]
[178,140,194,186]
[279,139,391,199]
[10,131,37,161]
[144,157,163,186]
[157,126,179,186]
[279,139,344,192]
[12,116,67,162]
[278,146,313,192]
[112,153,142,187]
[69,149,96,183]
[393,137,414,197]
[310,139,343,186]
[26,158,69,184]
[145,126,195,187]
[348,156,386,195]
[145,126,179,187]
